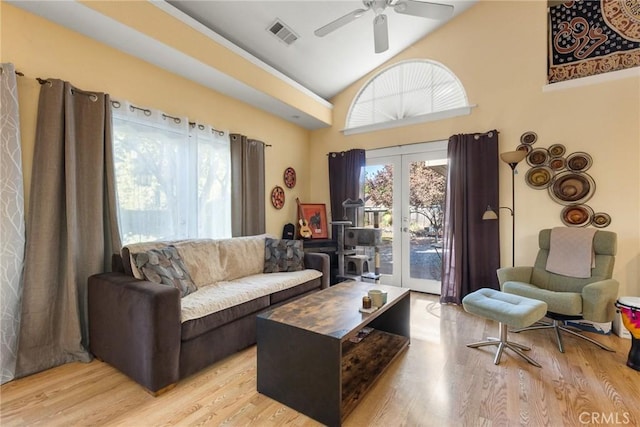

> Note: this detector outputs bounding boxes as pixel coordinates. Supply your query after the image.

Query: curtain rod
[246,138,272,147]
[252,140,272,147]
[326,149,360,157]
[110,99,228,136]
[473,130,499,140]
[0,67,23,76]
[231,134,272,147]
[37,77,99,101]
[29,78,254,142]
[162,113,182,124]
[189,122,225,136]
[325,130,500,156]
[327,137,452,155]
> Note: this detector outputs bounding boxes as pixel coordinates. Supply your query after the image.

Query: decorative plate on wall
[561,204,594,227]
[520,131,538,145]
[271,186,285,209]
[549,171,595,205]
[526,148,549,167]
[592,212,612,228]
[283,167,296,189]
[517,135,610,228]
[566,152,593,172]
[549,157,566,171]
[548,144,566,158]
[525,166,553,189]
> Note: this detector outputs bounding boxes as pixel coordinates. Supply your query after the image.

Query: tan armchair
[497,229,619,353]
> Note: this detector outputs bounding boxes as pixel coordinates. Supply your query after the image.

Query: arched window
[344,59,472,135]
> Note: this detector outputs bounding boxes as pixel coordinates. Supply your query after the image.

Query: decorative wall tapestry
[548,0,640,84]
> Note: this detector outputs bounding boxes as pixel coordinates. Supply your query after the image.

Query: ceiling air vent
[267,19,299,46]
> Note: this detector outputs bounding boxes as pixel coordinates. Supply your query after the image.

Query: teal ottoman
[462,288,548,367]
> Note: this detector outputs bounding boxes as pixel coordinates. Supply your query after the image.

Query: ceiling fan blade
[393,1,454,20]
[373,14,389,54]
[314,8,368,37]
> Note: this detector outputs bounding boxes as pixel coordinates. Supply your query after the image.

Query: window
[112,101,231,245]
[345,59,471,135]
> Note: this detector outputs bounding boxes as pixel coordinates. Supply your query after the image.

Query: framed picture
[300,203,328,239]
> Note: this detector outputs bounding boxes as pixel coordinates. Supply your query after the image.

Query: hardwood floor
[1,292,638,426]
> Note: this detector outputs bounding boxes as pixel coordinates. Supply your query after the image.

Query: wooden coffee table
[256,281,410,426]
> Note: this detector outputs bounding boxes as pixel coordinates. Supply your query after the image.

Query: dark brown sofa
[88,235,329,395]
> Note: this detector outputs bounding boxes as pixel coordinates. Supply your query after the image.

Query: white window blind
[346,59,470,131]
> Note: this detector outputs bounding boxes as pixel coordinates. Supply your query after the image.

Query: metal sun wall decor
[515,131,611,228]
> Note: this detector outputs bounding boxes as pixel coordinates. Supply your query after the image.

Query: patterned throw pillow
[264,238,304,273]
[133,246,197,297]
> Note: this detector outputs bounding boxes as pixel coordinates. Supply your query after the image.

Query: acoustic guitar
[296,198,313,239]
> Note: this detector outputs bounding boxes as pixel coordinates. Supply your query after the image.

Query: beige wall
[1,3,310,236]
[3,1,639,296]
[79,0,332,125]
[309,0,640,296]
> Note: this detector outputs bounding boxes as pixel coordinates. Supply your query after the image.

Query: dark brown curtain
[230,133,265,236]
[440,131,500,304]
[16,79,121,377]
[328,149,365,236]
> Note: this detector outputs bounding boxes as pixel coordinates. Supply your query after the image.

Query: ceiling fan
[314,0,454,54]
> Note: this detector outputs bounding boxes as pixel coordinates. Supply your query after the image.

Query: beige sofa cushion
[123,234,270,285]
[180,269,322,322]
[170,239,223,287]
[174,234,267,285]
[216,235,266,280]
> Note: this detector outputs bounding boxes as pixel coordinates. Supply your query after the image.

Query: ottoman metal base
[467,322,541,367]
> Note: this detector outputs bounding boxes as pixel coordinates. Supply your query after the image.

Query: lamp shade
[500,150,527,165]
[482,206,498,220]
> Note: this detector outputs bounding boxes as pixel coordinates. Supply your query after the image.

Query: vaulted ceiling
[167,1,477,99]
[7,0,478,129]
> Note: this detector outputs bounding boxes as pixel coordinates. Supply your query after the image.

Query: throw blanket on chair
[546,227,597,278]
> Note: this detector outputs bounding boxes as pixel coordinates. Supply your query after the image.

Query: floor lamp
[483,150,527,267]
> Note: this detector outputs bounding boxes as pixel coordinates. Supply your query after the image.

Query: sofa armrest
[582,279,619,323]
[88,272,181,394]
[304,252,330,289]
[111,253,125,273]
[496,266,533,289]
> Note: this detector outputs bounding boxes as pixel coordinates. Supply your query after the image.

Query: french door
[364,141,447,294]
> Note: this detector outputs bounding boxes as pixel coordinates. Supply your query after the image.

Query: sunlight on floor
[405,292,454,414]
[410,293,442,344]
